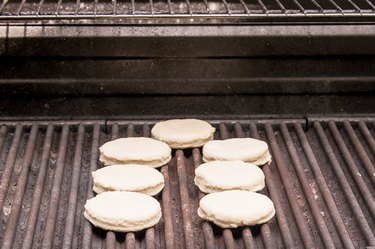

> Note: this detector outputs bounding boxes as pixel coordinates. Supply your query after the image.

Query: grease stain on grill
[0,120,375,248]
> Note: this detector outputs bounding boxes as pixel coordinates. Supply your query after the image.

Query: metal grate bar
[294,123,355,249]
[105,123,119,249]
[0,125,7,162]
[61,124,85,249]
[328,122,375,218]
[1,125,39,249]
[358,121,375,159]
[0,126,8,167]
[280,123,336,248]
[218,122,228,138]
[238,0,249,14]
[185,0,192,14]
[41,125,70,249]
[257,215,273,247]
[233,125,257,249]
[199,208,216,247]
[75,0,80,14]
[81,123,100,249]
[126,233,136,249]
[363,0,375,10]
[176,150,195,249]
[56,0,63,15]
[202,0,209,13]
[242,228,255,249]
[221,0,231,14]
[274,0,286,13]
[143,123,151,137]
[346,0,362,12]
[143,122,157,249]
[113,0,117,15]
[308,0,324,12]
[314,121,375,246]
[192,148,216,249]
[130,0,135,14]
[16,0,28,14]
[161,166,175,249]
[127,123,134,137]
[0,0,9,13]
[265,123,316,249]
[0,125,23,221]
[235,123,274,249]
[149,0,154,14]
[36,0,45,15]
[327,0,343,13]
[223,229,235,249]
[256,0,267,13]
[292,0,305,12]
[111,124,120,144]
[249,123,295,248]
[125,124,137,249]
[217,124,236,249]
[146,228,156,249]
[19,125,53,249]
[343,121,375,186]
[166,0,173,14]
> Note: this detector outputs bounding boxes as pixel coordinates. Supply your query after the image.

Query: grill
[1,0,375,22]
[1,0,375,246]
[0,119,374,248]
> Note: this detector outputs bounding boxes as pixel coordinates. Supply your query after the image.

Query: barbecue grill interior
[1,0,375,248]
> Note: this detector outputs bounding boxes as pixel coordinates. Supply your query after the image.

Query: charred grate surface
[0,119,374,248]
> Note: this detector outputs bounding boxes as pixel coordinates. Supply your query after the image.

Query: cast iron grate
[0,119,374,248]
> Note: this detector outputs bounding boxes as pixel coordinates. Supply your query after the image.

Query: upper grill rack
[1,0,375,22]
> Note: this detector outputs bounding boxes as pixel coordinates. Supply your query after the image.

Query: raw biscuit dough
[202,138,272,165]
[99,137,171,167]
[84,191,162,232]
[151,119,216,149]
[92,164,165,196]
[194,161,265,193]
[197,190,275,228]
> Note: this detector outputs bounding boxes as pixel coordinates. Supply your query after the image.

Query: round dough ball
[92,164,165,196]
[194,161,265,193]
[151,119,215,149]
[202,138,272,166]
[84,191,162,232]
[99,137,171,168]
[197,190,275,228]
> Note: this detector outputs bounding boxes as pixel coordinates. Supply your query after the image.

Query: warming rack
[1,0,375,22]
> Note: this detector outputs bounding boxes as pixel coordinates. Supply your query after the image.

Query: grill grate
[0,0,375,21]
[0,119,375,248]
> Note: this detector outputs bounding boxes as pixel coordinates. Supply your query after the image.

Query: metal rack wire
[0,0,375,21]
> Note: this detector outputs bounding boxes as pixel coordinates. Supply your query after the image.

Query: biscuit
[99,137,171,167]
[84,191,162,232]
[197,190,275,228]
[202,138,272,165]
[151,119,215,149]
[92,164,165,196]
[194,161,265,193]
